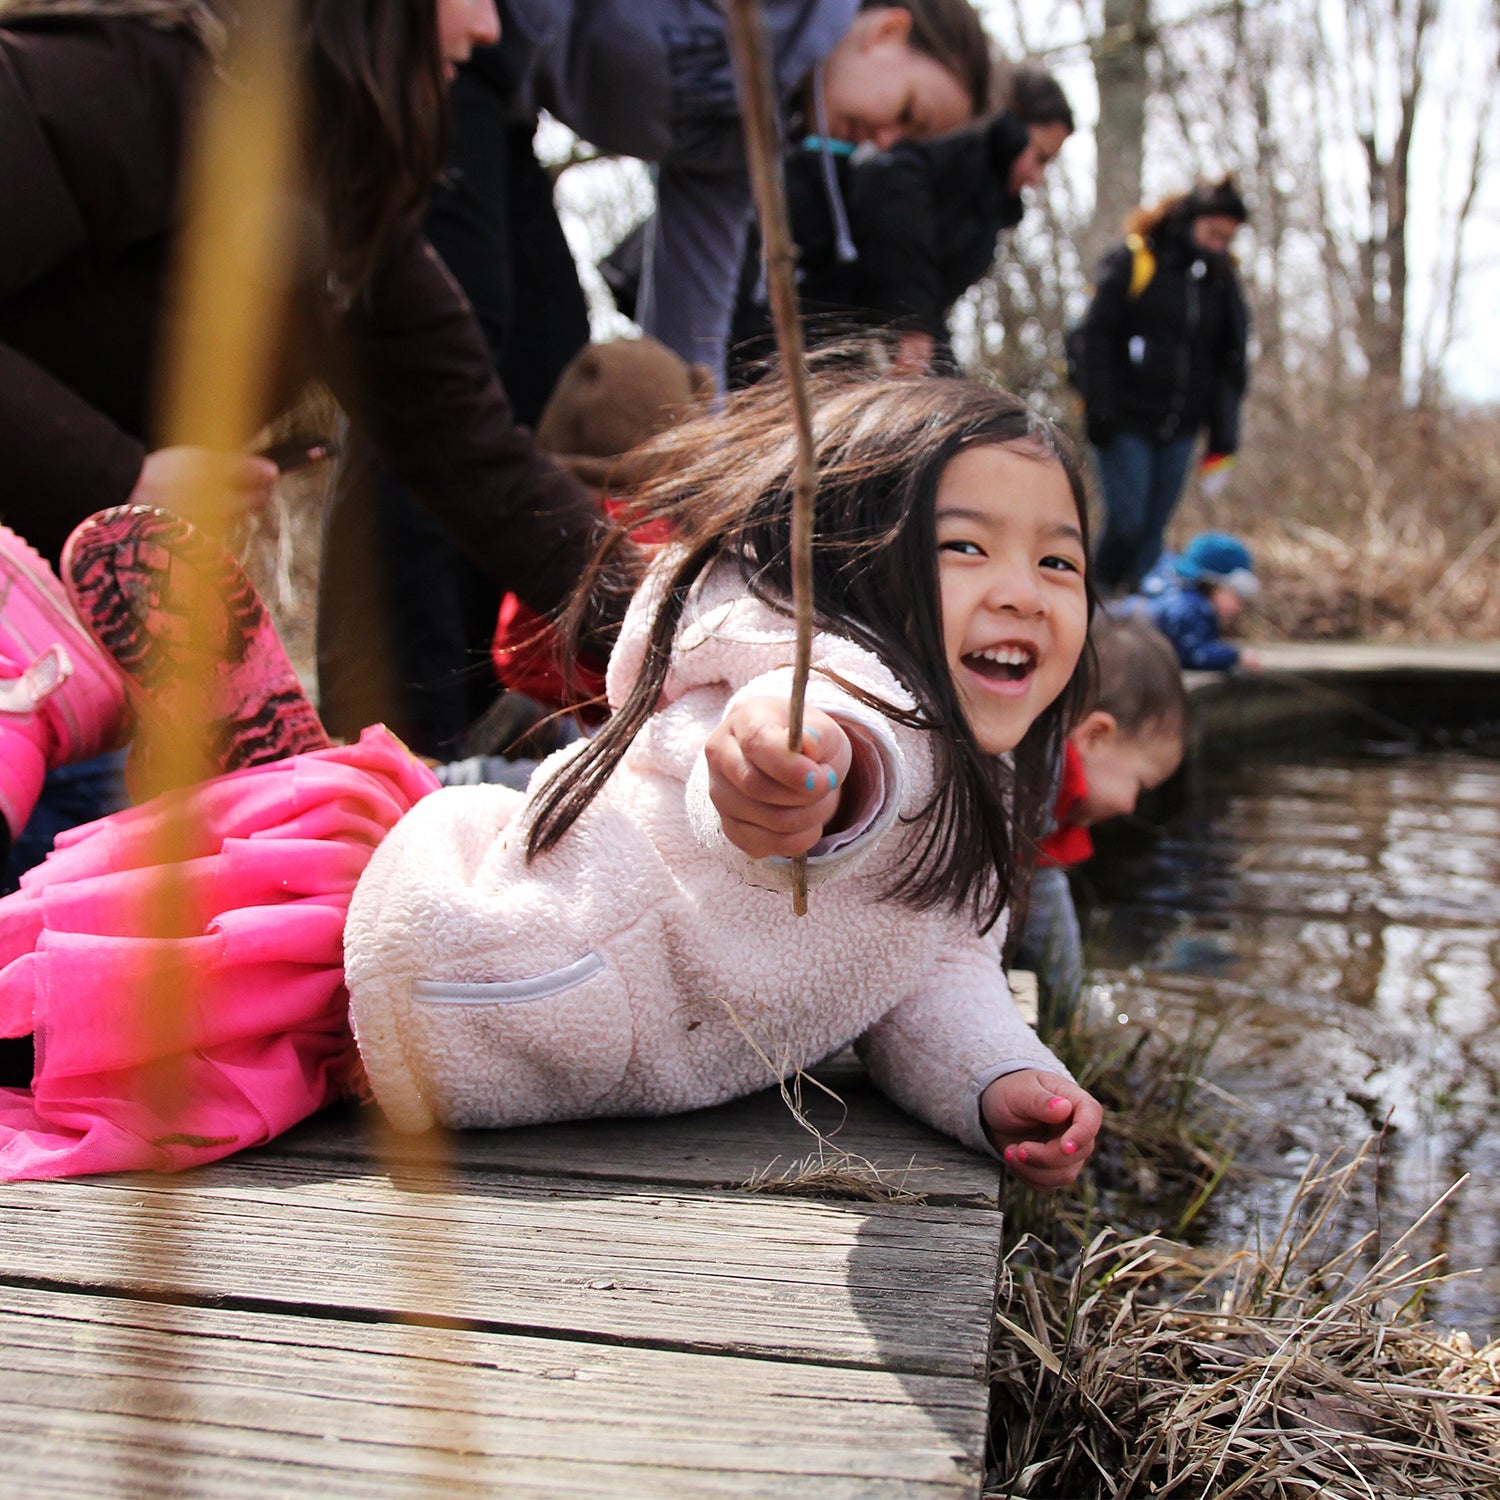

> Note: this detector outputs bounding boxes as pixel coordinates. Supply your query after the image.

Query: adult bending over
[586,0,991,383]
[730,62,1072,381]
[0,0,630,726]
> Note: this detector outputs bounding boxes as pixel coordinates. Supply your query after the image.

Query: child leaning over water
[0,368,1103,1187]
[1128,531,1263,673]
[1014,613,1188,1029]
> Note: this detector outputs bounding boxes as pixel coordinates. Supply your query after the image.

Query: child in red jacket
[1016,613,1188,1031]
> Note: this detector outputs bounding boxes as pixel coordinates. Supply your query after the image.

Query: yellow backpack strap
[1124,232,1156,299]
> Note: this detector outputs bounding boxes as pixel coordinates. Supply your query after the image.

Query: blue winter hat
[1174,532,1259,597]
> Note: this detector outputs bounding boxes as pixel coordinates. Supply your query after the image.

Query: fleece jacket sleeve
[856,932,1070,1156]
[683,665,907,894]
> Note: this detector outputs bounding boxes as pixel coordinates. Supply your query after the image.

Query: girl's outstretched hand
[980,1070,1102,1189]
[706,697,854,859]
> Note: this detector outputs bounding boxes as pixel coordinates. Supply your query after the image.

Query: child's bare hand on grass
[981,1070,1102,1189]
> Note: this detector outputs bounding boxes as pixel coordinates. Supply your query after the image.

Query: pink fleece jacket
[344,559,1068,1154]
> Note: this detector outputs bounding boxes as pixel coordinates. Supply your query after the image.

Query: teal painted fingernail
[806,773,816,791]
[827,769,838,790]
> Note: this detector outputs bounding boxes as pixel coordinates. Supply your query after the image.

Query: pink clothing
[0,726,438,1180]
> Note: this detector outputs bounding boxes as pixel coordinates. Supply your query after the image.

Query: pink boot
[61,505,331,800]
[0,526,129,838]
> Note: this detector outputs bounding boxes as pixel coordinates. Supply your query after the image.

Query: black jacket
[728,112,1030,378]
[727,142,864,379]
[1076,221,1249,452]
[847,111,1029,340]
[0,12,603,620]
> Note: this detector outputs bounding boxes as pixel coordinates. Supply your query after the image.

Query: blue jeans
[1091,431,1197,594]
[2,749,128,894]
[1013,865,1084,1036]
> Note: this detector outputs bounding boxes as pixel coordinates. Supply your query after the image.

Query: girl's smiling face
[935,444,1089,754]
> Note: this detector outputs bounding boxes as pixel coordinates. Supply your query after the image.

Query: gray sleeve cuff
[965,1059,1074,1159]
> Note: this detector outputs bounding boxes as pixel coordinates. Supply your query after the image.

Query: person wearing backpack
[1072,177,1250,595]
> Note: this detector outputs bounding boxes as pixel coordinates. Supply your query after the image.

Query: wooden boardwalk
[0,1058,1005,1497]
[1187,638,1500,747]
[7,638,1493,1495]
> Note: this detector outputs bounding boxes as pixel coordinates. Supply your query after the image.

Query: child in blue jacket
[1132,532,1263,672]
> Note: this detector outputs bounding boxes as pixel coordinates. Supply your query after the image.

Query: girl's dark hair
[529,357,1099,935]
[298,0,449,292]
[1089,613,1187,740]
[999,61,1073,131]
[0,1,225,46]
[865,0,992,115]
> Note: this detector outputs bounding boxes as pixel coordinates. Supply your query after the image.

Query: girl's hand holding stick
[727,0,819,913]
[705,699,853,860]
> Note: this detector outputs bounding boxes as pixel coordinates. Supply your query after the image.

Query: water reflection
[1084,750,1500,1338]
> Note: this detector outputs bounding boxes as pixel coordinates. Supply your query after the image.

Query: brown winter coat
[0,5,602,628]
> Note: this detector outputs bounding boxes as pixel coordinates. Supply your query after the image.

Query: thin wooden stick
[726,0,818,916]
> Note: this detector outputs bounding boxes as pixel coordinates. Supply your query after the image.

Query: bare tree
[1087,0,1154,268]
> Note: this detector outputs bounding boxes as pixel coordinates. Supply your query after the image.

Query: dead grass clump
[987,1143,1500,1499]
[741,1151,930,1203]
[1174,383,1500,643]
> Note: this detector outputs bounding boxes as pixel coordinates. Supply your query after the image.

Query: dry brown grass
[239,388,342,682]
[1174,384,1500,644]
[988,1142,1500,1499]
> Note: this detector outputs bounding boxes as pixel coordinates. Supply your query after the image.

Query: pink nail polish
[1048,1095,1067,1109]
[1062,1140,1078,1155]
[1016,1147,1028,1163]
[1003,1145,1015,1163]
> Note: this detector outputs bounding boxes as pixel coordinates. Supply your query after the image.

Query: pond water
[1082,743,1500,1340]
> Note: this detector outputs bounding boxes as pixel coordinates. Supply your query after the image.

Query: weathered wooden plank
[267,1068,999,1209]
[1,1285,986,1497]
[0,1157,1001,1376]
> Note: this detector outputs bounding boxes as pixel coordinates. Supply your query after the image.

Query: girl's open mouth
[961,643,1038,684]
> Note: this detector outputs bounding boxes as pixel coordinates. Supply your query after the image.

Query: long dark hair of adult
[528,363,1099,935]
[299,0,449,292]
[1,1,451,292]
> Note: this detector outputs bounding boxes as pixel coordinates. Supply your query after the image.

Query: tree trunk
[1086,0,1153,276]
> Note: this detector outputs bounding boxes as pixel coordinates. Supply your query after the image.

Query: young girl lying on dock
[0,368,1104,1186]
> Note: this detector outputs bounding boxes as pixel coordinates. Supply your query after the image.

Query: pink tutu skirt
[0,725,439,1180]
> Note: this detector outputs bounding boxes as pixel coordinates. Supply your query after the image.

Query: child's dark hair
[529,359,1098,934]
[1090,613,1187,740]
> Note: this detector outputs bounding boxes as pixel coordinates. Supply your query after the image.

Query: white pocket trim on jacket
[413,951,606,1005]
